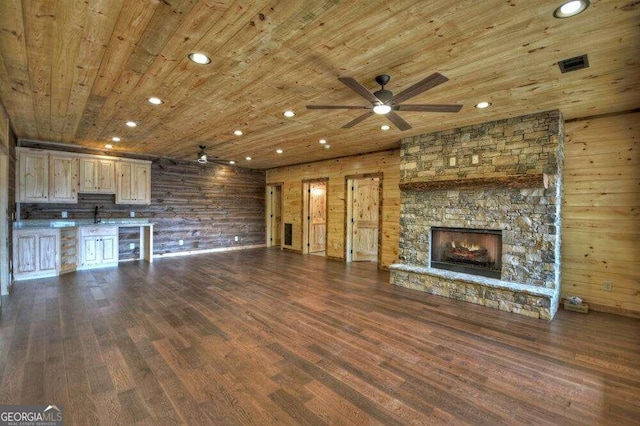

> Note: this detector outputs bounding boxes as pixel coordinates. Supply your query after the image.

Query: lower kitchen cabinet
[79,226,119,269]
[13,228,60,280]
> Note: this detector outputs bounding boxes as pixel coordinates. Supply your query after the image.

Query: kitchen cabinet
[17,148,49,202]
[13,228,59,280]
[59,227,77,273]
[16,148,79,203]
[116,160,151,204]
[49,153,78,203]
[79,157,116,193]
[79,226,118,269]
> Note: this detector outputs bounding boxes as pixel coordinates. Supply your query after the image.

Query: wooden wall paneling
[267,150,400,268]
[20,155,266,258]
[562,112,640,315]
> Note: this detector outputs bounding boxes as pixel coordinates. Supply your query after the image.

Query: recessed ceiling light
[105,144,113,149]
[188,52,211,64]
[283,110,295,117]
[245,156,252,161]
[373,104,392,115]
[126,121,137,127]
[319,139,327,144]
[233,130,243,136]
[229,160,236,165]
[554,0,590,18]
[380,125,391,131]
[276,149,283,154]
[324,144,331,149]
[475,101,492,109]
[147,97,163,105]
[111,136,121,142]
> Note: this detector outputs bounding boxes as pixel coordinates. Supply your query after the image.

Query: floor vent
[558,54,589,73]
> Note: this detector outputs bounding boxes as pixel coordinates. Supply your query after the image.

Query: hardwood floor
[0,248,639,425]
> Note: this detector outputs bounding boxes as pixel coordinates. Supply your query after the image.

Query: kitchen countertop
[13,219,153,229]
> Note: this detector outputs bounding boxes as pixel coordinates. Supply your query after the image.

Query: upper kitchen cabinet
[116,160,151,204]
[49,153,79,203]
[79,157,116,194]
[17,148,48,202]
[17,148,79,204]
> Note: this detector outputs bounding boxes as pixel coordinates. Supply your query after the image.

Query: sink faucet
[94,206,101,224]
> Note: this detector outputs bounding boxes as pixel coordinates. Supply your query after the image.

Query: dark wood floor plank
[0,248,639,425]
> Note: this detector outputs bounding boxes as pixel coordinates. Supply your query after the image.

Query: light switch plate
[449,156,457,167]
[129,243,135,250]
[472,154,480,165]
[130,211,135,218]
[61,211,68,218]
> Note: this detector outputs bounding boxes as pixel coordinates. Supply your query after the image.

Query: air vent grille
[558,54,589,73]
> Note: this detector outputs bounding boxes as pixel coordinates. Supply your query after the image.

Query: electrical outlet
[130,211,135,218]
[178,240,184,246]
[472,154,480,165]
[129,243,135,250]
[234,236,239,242]
[61,211,68,218]
[603,281,612,291]
[449,156,457,166]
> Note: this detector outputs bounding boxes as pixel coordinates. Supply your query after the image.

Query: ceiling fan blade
[395,104,463,112]
[338,77,382,104]
[385,111,412,131]
[342,111,374,128]
[391,72,449,104]
[306,105,370,110]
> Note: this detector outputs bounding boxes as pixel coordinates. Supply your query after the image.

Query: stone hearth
[390,110,564,320]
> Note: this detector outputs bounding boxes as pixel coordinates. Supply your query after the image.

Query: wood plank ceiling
[0,0,638,169]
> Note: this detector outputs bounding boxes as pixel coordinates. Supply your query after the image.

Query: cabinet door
[16,234,37,274]
[116,161,151,204]
[81,236,98,265]
[80,158,115,193]
[132,163,151,204]
[38,234,58,273]
[49,154,78,203]
[100,236,118,263]
[18,150,49,202]
[98,160,116,193]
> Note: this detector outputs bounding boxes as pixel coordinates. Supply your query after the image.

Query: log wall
[19,152,266,259]
[563,112,640,316]
[266,150,400,268]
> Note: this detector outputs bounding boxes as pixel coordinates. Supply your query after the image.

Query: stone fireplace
[390,110,564,320]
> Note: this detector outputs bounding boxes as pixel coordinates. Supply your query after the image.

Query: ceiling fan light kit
[197,145,208,163]
[306,72,462,131]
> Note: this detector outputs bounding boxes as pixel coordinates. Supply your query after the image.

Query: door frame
[0,153,8,301]
[345,173,383,264]
[265,183,283,248]
[301,178,328,255]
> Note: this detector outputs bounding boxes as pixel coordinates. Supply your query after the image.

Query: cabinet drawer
[80,226,118,237]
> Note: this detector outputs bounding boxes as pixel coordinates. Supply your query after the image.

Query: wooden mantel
[399,174,544,192]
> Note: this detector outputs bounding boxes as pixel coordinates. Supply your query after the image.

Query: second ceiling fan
[306,72,462,131]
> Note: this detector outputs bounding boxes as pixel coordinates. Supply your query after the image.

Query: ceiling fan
[306,73,462,131]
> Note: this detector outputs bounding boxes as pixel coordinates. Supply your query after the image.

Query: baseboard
[587,302,640,319]
[154,244,266,259]
[281,247,302,254]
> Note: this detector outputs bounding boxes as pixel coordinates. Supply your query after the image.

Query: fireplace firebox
[431,227,502,279]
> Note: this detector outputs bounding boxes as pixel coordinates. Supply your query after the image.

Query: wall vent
[558,54,589,73]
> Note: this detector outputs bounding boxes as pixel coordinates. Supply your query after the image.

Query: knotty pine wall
[19,150,266,259]
[563,112,639,316]
[266,150,400,268]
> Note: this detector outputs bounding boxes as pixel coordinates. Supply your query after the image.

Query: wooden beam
[399,174,544,192]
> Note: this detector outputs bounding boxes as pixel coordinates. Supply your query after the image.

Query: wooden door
[308,182,326,253]
[351,178,379,262]
[81,236,98,266]
[270,185,282,246]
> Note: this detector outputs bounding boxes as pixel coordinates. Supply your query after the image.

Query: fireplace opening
[431,227,502,279]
